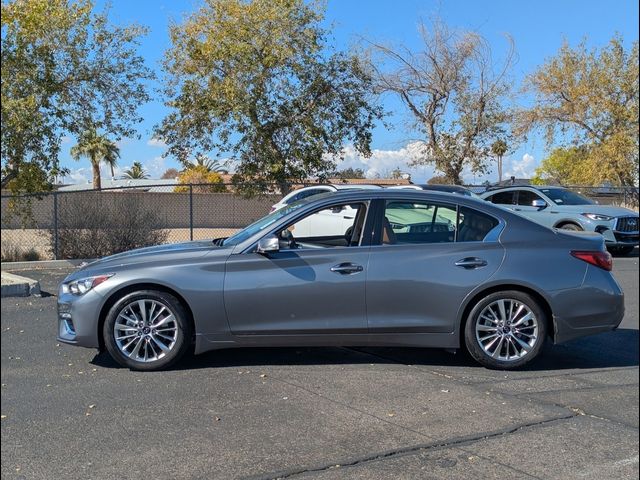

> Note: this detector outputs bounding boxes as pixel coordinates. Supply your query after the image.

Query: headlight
[62,274,114,296]
[581,213,614,221]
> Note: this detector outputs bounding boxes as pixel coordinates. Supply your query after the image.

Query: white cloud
[329,142,436,183]
[147,137,167,148]
[504,153,536,179]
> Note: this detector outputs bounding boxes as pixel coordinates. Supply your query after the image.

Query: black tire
[608,246,635,256]
[558,223,582,231]
[464,291,547,370]
[103,290,192,371]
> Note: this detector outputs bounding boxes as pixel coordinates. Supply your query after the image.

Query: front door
[224,201,371,335]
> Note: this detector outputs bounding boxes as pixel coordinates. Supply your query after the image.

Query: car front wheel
[103,290,192,371]
[464,291,546,369]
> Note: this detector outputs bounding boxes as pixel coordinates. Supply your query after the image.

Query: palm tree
[122,161,149,179]
[491,139,508,183]
[70,128,120,190]
[186,155,228,174]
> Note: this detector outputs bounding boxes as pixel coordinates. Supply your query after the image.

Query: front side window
[276,202,368,249]
[517,190,544,206]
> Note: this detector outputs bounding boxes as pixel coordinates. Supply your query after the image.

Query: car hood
[72,240,230,276]
[551,204,637,217]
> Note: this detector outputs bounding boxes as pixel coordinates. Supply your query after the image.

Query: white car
[271,184,382,238]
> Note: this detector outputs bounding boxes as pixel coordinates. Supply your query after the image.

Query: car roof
[484,185,566,193]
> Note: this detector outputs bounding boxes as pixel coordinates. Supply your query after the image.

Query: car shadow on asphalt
[90,328,638,372]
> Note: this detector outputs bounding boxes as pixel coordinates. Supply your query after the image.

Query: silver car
[57,190,624,371]
[481,185,639,255]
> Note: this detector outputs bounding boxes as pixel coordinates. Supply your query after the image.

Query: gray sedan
[57,190,624,371]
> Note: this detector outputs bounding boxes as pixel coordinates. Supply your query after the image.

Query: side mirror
[331,206,345,213]
[532,199,547,209]
[256,234,280,255]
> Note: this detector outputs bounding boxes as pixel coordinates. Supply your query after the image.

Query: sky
[63,0,639,185]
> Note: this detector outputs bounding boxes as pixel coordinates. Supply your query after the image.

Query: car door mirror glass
[256,234,280,254]
[532,199,547,209]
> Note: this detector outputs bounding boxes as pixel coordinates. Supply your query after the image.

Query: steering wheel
[279,228,298,249]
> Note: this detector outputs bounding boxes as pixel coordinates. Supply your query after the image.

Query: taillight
[570,250,613,271]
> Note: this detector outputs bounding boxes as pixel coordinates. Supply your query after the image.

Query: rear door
[366,199,505,333]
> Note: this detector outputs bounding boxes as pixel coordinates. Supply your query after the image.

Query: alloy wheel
[474,298,539,362]
[113,299,178,363]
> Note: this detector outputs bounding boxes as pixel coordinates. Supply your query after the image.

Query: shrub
[1,242,42,262]
[174,165,227,193]
[46,193,169,259]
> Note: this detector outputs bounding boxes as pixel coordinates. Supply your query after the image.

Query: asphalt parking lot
[1,255,638,480]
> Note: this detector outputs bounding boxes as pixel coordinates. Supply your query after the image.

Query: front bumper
[57,289,104,349]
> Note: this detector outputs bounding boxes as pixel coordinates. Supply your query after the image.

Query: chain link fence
[1,183,281,261]
[1,182,637,261]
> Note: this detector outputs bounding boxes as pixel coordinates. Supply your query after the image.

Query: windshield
[540,188,594,206]
[222,202,306,246]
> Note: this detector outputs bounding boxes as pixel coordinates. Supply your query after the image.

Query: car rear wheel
[464,291,546,369]
[103,290,192,371]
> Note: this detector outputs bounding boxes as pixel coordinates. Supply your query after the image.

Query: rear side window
[383,201,457,244]
[457,207,500,242]
[487,191,516,205]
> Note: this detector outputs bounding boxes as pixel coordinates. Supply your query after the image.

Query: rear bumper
[551,266,625,344]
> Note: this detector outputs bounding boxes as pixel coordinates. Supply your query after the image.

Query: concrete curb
[0,259,93,271]
[1,272,41,297]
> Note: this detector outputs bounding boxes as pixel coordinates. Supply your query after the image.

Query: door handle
[455,257,488,269]
[330,263,364,275]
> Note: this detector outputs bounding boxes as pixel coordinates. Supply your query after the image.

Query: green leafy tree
[330,167,366,180]
[531,147,590,185]
[122,161,149,180]
[156,0,382,195]
[161,168,180,179]
[175,165,227,193]
[370,19,515,184]
[518,36,639,186]
[1,0,153,193]
[427,175,450,185]
[70,128,120,190]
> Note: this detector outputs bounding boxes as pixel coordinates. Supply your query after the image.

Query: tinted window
[457,207,500,242]
[539,188,594,205]
[383,201,457,244]
[517,190,544,206]
[487,191,516,205]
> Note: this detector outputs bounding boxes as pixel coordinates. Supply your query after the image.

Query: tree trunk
[498,155,503,183]
[92,159,102,190]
